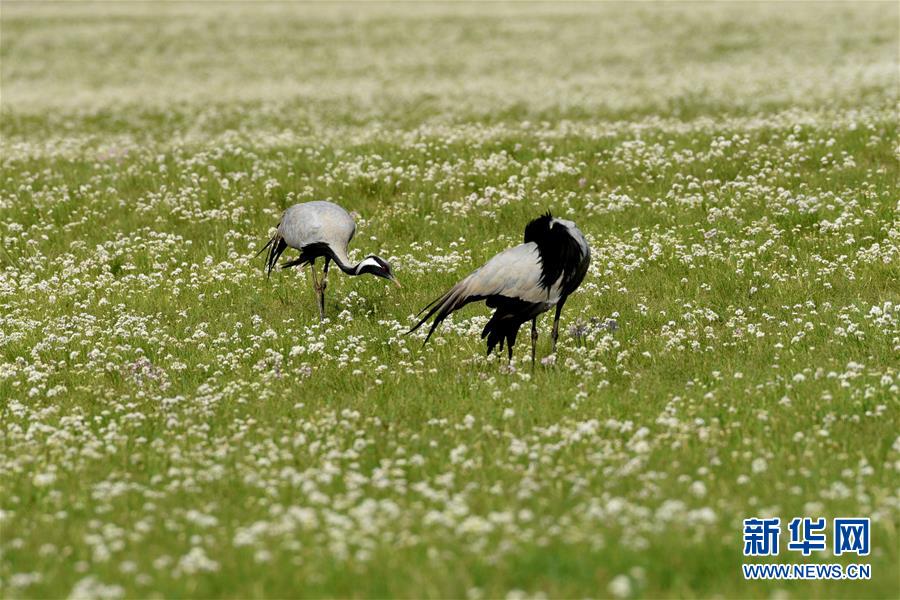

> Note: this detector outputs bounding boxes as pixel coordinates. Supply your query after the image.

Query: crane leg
[507,339,513,364]
[309,261,325,322]
[530,318,538,369]
[308,260,318,291]
[551,298,566,353]
[316,285,325,322]
[320,258,330,319]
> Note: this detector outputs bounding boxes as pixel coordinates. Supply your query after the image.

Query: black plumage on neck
[524,211,582,291]
[280,242,356,275]
[279,242,395,283]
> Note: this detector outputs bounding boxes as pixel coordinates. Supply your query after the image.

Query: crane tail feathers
[414,293,445,318]
[407,285,476,343]
[407,290,454,338]
[255,235,274,258]
[260,233,287,278]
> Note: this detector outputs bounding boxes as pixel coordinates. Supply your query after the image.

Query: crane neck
[328,249,365,276]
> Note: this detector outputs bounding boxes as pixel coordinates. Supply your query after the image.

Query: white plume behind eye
[359,257,382,270]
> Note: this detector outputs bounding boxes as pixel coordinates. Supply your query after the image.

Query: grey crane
[257,201,398,320]
[409,212,590,365]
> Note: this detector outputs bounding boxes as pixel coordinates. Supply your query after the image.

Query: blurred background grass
[3,1,897,132]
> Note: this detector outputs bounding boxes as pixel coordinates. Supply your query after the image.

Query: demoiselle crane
[258,201,398,320]
[409,212,590,365]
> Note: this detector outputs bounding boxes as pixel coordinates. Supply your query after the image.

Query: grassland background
[1,2,898,598]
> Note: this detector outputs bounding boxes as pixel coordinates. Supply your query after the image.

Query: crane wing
[409,243,559,343]
[279,201,356,265]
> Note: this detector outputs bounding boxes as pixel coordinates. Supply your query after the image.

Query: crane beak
[392,278,402,288]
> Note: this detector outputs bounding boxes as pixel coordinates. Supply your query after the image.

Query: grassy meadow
[1,2,898,598]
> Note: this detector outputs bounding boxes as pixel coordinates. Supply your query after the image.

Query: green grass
[1,2,898,598]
